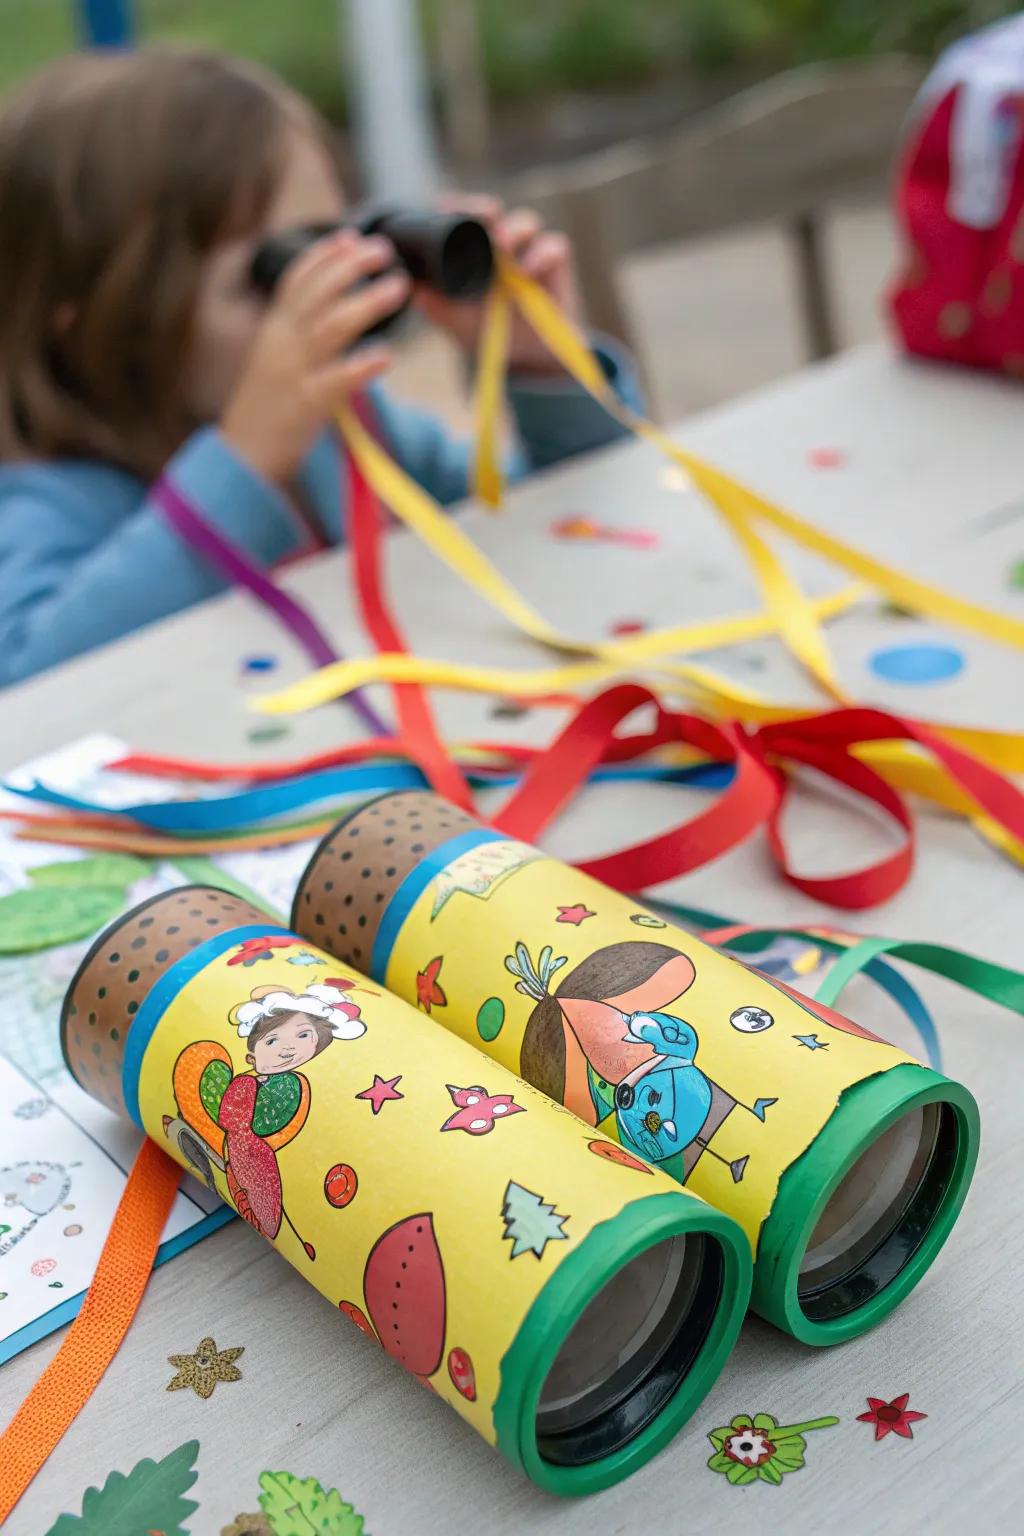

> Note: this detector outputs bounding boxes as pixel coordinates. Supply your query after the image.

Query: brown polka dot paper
[291,790,478,970]
[61,887,270,1114]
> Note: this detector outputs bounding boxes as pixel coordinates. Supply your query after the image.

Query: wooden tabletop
[2,342,1021,1534]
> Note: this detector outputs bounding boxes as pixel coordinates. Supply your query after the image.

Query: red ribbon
[344,416,472,810]
[494,682,781,889]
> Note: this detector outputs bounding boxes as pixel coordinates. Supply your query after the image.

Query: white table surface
[1,342,1022,1534]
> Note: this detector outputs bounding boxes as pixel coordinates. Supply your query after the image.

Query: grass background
[0,1,1020,119]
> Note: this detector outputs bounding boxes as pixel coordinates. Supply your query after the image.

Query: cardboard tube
[293,792,980,1346]
[62,886,751,1495]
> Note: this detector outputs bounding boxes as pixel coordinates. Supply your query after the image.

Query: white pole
[341,0,441,204]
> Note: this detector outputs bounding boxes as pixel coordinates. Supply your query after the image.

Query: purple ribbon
[154,476,390,738]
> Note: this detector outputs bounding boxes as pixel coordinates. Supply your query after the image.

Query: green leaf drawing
[0,885,125,954]
[258,1471,366,1536]
[29,854,149,889]
[44,1438,199,1535]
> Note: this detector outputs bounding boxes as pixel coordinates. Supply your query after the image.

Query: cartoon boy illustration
[169,982,365,1259]
[511,940,775,1183]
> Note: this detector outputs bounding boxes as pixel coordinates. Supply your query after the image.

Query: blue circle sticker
[869,643,965,686]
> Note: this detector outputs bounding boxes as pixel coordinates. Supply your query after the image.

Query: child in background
[0,48,641,686]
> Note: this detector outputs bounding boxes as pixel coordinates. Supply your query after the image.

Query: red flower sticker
[857,1394,927,1441]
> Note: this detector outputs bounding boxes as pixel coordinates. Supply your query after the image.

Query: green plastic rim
[493,1192,751,1496]
[752,1064,980,1345]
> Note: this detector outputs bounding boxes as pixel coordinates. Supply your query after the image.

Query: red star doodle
[556,904,595,926]
[355,1074,404,1115]
[856,1394,927,1441]
[415,956,447,1013]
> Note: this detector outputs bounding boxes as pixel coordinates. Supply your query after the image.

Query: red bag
[890,15,1024,375]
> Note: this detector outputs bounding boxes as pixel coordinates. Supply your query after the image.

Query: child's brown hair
[0,46,330,477]
[245,1008,335,1063]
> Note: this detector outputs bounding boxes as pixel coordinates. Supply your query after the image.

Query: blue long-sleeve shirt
[0,343,641,686]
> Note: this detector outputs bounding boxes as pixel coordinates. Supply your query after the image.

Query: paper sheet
[0,733,317,1363]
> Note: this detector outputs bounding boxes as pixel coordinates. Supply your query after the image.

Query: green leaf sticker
[258,1471,366,1536]
[0,886,125,955]
[29,854,149,889]
[44,1438,199,1535]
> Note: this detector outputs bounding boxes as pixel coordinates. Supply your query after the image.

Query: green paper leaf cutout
[772,1440,806,1471]
[707,1451,735,1472]
[708,1427,729,1451]
[726,1463,757,1485]
[758,1461,783,1485]
[0,885,125,954]
[29,854,149,889]
[44,1438,199,1535]
[258,1471,366,1536]
[752,1412,778,1431]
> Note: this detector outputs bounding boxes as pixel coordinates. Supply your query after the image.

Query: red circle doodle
[324,1164,358,1208]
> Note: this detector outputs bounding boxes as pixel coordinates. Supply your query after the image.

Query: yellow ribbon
[492,258,1024,654]
[283,258,1024,857]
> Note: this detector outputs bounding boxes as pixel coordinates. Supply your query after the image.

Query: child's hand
[221,230,408,483]
[413,196,583,377]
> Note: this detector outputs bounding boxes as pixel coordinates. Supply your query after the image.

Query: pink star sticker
[556,903,595,926]
[355,1074,404,1115]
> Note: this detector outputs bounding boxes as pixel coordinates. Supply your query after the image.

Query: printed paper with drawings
[0,733,318,1364]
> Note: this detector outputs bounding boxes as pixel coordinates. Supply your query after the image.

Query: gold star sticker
[166,1336,244,1399]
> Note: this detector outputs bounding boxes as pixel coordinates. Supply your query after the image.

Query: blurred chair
[512,57,926,374]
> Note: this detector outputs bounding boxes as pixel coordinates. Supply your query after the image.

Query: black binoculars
[249,206,495,336]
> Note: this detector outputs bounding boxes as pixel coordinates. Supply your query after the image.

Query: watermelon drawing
[343,1212,447,1379]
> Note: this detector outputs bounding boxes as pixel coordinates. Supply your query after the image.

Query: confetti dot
[659,465,693,493]
[869,643,965,686]
[63,1224,83,1237]
[241,654,278,673]
[610,618,646,637]
[247,722,291,744]
[31,1258,56,1277]
[550,514,600,541]
[808,446,846,470]
[1009,558,1024,591]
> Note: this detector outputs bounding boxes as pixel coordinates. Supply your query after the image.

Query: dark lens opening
[798,1102,959,1322]
[438,219,494,298]
[536,1232,723,1467]
[249,223,341,294]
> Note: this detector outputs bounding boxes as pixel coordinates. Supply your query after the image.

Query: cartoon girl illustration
[512,941,775,1184]
[168,982,366,1259]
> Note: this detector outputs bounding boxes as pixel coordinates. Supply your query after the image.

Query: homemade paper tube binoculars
[61,887,751,1496]
[250,206,494,336]
[292,790,981,1346]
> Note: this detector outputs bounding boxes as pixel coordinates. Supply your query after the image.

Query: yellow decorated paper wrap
[361,835,918,1254]
[131,927,724,1448]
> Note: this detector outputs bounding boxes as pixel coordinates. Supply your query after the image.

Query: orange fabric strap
[0,1139,180,1524]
